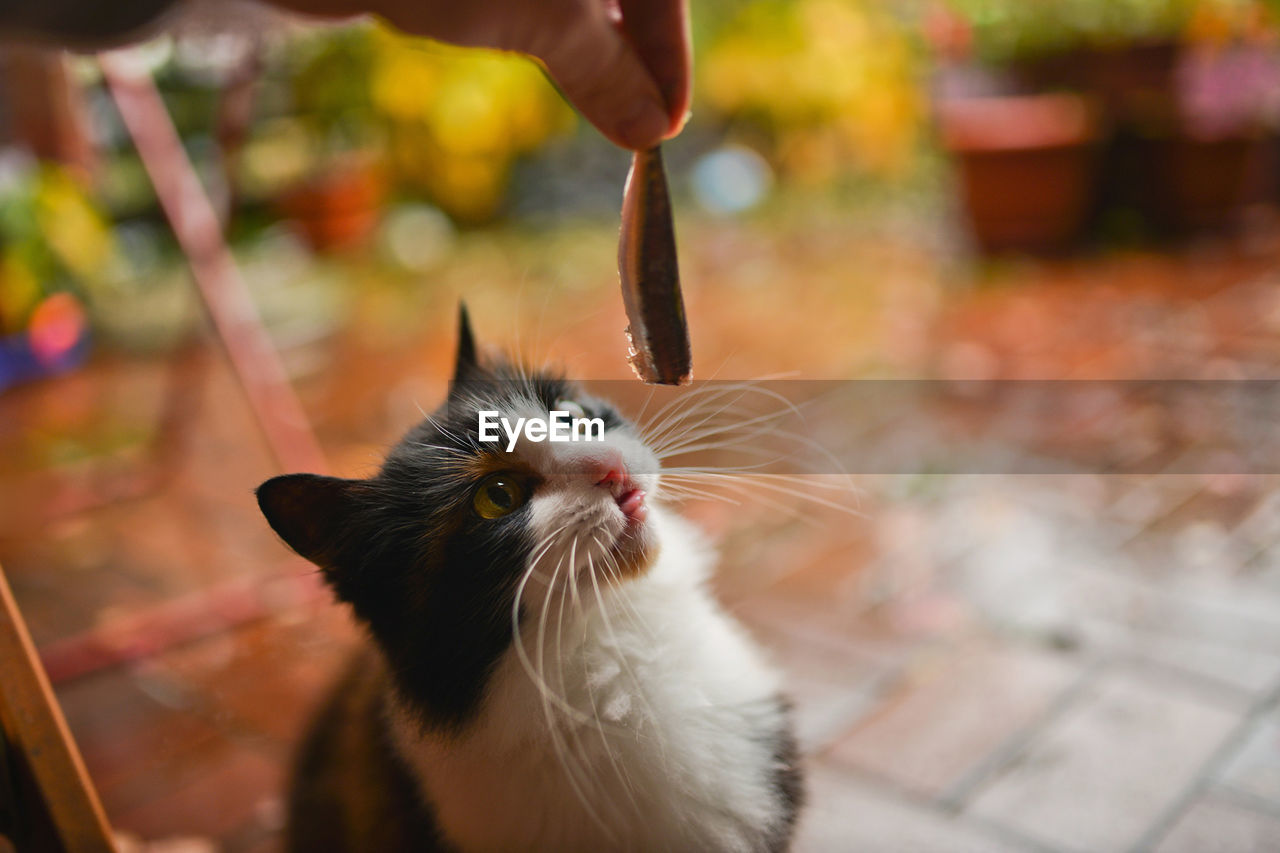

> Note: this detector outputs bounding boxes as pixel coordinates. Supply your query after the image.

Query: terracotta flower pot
[276,157,385,253]
[937,94,1103,253]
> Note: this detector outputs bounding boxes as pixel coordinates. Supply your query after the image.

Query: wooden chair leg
[0,564,115,852]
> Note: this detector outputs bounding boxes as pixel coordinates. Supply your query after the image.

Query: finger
[617,0,690,135]
[515,0,669,150]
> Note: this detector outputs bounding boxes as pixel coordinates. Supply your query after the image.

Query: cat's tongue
[617,488,648,523]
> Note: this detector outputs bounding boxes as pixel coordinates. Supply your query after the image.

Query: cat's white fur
[388,395,791,852]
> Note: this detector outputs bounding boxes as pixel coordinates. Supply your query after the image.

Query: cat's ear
[453,302,479,383]
[256,474,366,573]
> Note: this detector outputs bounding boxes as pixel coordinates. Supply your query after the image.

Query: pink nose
[589,453,628,489]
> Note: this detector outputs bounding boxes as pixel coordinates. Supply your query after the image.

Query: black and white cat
[257,307,801,852]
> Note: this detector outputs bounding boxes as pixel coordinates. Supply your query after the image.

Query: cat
[256,306,802,852]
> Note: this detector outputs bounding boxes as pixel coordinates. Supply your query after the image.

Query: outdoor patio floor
[5,212,1280,851]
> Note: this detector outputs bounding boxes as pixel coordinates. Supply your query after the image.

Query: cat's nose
[589,453,629,491]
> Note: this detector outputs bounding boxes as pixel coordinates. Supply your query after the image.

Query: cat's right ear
[453,302,480,383]
[256,474,365,573]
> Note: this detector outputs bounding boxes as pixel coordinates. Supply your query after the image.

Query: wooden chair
[0,564,115,852]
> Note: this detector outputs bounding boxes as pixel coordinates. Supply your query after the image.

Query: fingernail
[617,102,668,150]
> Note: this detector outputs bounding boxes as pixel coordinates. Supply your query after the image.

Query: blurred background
[4,0,1280,850]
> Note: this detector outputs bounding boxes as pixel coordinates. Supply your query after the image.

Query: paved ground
[5,210,1280,851]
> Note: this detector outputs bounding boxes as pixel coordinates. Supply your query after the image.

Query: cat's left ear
[256,473,367,576]
[453,302,479,383]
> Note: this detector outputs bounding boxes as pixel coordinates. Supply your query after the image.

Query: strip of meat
[618,146,692,385]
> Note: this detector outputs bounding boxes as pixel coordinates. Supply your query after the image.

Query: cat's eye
[473,474,527,519]
[556,399,587,419]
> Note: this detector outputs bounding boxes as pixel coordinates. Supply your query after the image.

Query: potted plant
[935,91,1104,252]
[926,0,1134,252]
[0,162,104,390]
[932,0,1280,245]
[274,26,386,252]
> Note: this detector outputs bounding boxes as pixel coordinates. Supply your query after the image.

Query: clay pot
[938,93,1103,253]
[276,156,385,253]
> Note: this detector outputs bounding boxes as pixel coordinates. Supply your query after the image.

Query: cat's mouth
[533,461,658,585]
[573,481,655,580]
[615,487,648,524]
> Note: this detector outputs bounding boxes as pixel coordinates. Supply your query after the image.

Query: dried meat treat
[618,146,692,385]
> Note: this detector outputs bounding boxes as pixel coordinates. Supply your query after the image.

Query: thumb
[511,0,670,150]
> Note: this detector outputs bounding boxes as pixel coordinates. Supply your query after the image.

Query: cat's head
[256,306,661,726]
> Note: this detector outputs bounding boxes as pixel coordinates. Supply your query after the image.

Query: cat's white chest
[392,513,790,852]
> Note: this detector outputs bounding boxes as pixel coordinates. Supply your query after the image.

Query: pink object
[595,466,626,488]
[617,488,647,523]
[590,451,629,489]
[38,565,327,684]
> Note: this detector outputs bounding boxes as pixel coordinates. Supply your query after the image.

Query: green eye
[473,474,526,519]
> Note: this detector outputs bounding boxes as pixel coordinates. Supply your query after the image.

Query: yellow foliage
[0,251,41,334]
[370,46,443,122]
[1185,0,1258,44]
[34,168,113,280]
[367,26,574,218]
[427,154,510,223]
[702,0,924,178]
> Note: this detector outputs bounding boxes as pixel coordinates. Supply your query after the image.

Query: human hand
[273,0,690,150]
